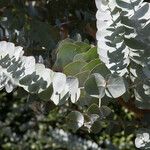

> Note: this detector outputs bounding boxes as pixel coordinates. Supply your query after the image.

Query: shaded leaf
[84,73,106,98]
[64,61,87,76]
[105,75,126,98]
[67,111,84,132]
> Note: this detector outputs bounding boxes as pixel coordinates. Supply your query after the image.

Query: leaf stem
[99,98,101,108]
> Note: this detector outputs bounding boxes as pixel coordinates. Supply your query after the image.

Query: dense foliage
[0,0,150,150]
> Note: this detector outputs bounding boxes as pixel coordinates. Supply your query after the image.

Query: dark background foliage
[0,0,96,65]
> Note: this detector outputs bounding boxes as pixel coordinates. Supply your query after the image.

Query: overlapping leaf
[96,0,150,108]
[0,41,81,105]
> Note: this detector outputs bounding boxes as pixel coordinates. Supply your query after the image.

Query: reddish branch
[118,97,150,118]
[85,23,96,39]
